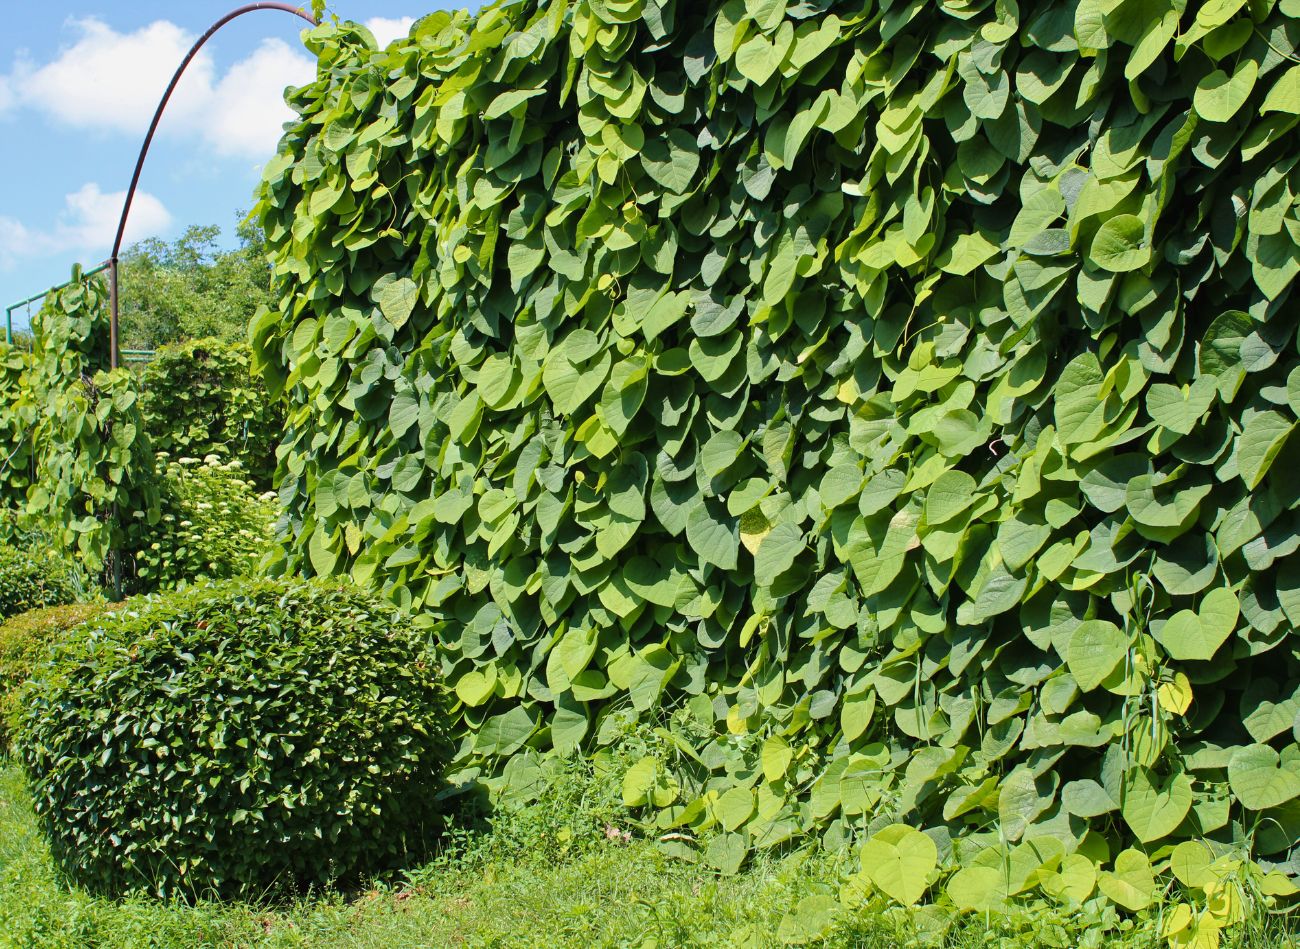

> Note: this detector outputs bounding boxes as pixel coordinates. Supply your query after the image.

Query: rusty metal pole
[104,3,316,599]
[109,261,120,369]
[109,2,317,369]
[109,258,121,597]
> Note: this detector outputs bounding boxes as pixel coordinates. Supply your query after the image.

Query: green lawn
[0,760,865,949]
[2,761,1296,949]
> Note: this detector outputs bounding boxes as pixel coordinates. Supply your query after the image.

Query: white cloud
[0,183,171,271]
[62,183,172,250]
[366,16,416,48]
[3,15,429,159]
[0,217,36,270]
[3,16,315,160]
[15,19,211,135]
[201,38,314,159]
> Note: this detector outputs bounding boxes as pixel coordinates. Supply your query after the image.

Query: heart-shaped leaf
[1228,744,1300,811]
[1098,849,1157,911]
[1154,588,1239,661]
[859,824,937,907]
[376,276,418,330]
[1089,214,1149,272]
[1066,620,1128,691]
[1122,767,1192,843]
[542,330,611,415]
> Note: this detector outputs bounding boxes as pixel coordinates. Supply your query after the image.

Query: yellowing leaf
[622,756,659,807]
[1158,672,1193,715]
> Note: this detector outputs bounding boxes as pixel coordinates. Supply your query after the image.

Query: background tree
[117,215,271,349]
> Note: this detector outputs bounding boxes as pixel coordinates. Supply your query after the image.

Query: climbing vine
[25,269,159,584]
[254,0,1300,929]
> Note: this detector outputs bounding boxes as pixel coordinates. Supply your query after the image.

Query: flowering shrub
[134,455,276,590]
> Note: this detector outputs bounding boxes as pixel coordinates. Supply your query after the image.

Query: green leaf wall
[139,338,283,489]
[254,0,1300,882]
[0,345,36,530]
[25,272,160,581]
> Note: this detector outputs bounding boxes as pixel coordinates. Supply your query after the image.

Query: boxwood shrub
[0,544,83,619]
[0,602,108,751]
[16,577,451,899]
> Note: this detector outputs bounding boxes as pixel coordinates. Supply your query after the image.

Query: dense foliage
[135,455,277,589]
[26,271,160,582]
[118,221,274,350]
[0,544,83,620]
[0,345,35,533]
[0,603,107,751]
[252,0,1300,929]
[139,339,282,488]
[1,271,279,593]
[15,578,451,899]
[29,266,113,379]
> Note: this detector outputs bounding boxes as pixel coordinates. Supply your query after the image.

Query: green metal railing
[5,270,154,363]
[4,261,112,345]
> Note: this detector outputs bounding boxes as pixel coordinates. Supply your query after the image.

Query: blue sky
[1,1,472,330]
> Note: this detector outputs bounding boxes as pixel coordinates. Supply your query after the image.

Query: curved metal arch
[109,2,317,368]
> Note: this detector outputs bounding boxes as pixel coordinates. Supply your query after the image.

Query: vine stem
[108,3,318,369]
[1255,27,1300,66]
[102,3,317,595]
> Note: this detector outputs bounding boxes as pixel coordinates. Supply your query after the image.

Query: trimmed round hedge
[0,602,108,751]
[16,577,451,899]
[0,544,82,619]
